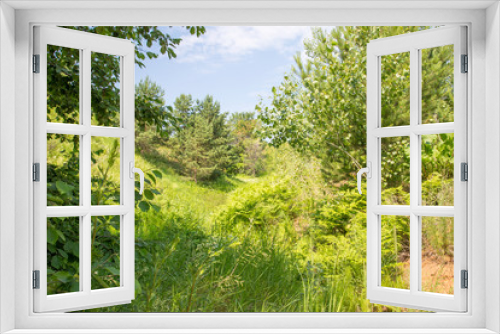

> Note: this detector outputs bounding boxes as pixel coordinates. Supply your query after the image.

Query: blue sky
[135,26,322,114]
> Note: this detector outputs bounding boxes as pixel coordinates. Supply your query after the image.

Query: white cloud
[174,26,313,64]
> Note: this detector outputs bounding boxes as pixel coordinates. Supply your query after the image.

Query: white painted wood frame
[32,26,136,313]
[366,26,467,312]
[2,3,493,333]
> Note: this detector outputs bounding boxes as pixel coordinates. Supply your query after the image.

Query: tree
[172,94,195,128]
[135,76,171,134]
[228,112,265,176]
[45,27,202,293]
[49,26,206,132]
[171,95,235,181]
[176,114,214,182]
[135,77,172,153]
[257,26,453,185]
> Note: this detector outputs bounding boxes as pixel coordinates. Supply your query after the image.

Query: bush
[213,176,299,228]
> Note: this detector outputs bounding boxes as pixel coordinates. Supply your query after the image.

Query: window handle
[129,162,144,195]
[357,162,372,195]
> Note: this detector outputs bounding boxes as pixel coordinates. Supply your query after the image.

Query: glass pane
[421,45,454,124]
[381,52,410,127]
[381,215,410,289]
[91,137,121,205]
[421,133,454,206]
[91,215,121,290]
[47,45,80,124]
[421,217,454,294]
[47,134,80,206]
[381,136,410,205]
[91,52,121,127]
[47,217,80,295]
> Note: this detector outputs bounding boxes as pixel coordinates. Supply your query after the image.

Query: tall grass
[81,144,452,313]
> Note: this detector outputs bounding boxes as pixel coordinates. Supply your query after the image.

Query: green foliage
[46,26,207,293]
[71,135,457,313]
[91,138,120,205]
[91,216,121,289]
[171,95,236,182]
[135,76,176,136]
[381,136,410,194]
[213,176,299,227]
[47,25,457,313]
[46,133,163,294]
[422,133,454,181]
[47,217,80,295]
[313,184,366,238]
[380,216,410,289]
[47,134,80,206]
[422,217,454,258]
[421,45,455,124]
[228,112,266,176]
[51,26,205,133]
[257,26,453,185]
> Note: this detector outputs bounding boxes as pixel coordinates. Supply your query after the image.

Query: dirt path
[420,253,454,294]
[402,252,454,295]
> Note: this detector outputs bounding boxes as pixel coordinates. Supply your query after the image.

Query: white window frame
[1,1,499,333]
[366,26,467,312]
[33,26,137,313]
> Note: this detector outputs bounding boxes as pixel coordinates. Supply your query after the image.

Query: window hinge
[461,162,468,182]
[33,54,40,73]
[461,54,468,73]
[33,163,40,182]
[33,270,40,289]
[461,270,468,289]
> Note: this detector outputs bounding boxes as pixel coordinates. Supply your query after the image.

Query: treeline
[135,78,266,182]
[257,26,454,188]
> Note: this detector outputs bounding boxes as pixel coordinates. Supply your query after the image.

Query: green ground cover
[45,25,455,313]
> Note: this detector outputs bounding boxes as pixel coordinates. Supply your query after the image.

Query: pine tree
[228,112,265,176]
[176,114,213,182]
[171,95,236,181]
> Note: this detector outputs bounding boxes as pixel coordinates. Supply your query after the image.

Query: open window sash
[366,26,467,312]
[33,26,136,312]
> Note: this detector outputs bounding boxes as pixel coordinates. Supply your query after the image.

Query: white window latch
[129,162,144,195]
[357,162,372,195]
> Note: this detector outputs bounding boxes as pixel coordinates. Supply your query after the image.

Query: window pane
[91,52,121,127]
[91,215,121,290]
[381,136,410,205]
[47,45,80,124]
[421,217,454,294]
[421,133,454,206]
[47,134,80,206]
[381,215,410,290]
[47,217,80,295]
[421,45,454,124]
[91,137,120,205]
[381,52,410,127]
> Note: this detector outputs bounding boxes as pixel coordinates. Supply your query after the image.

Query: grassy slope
[89,145,378,312]
[87,144,449,313]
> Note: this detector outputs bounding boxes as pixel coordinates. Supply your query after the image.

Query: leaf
[106,267,120,276]
[135,278,143,296]
[51,256,62,270]
[55,229,67,242]
[47,226,59,245]
[144,189,154,200]
[138,201,150,212]
[55,181,74,195]
[152,170,163,179]
[53,271,73,283]
[146,173,157,184]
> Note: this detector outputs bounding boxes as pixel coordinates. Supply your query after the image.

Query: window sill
[3,330,497,334]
